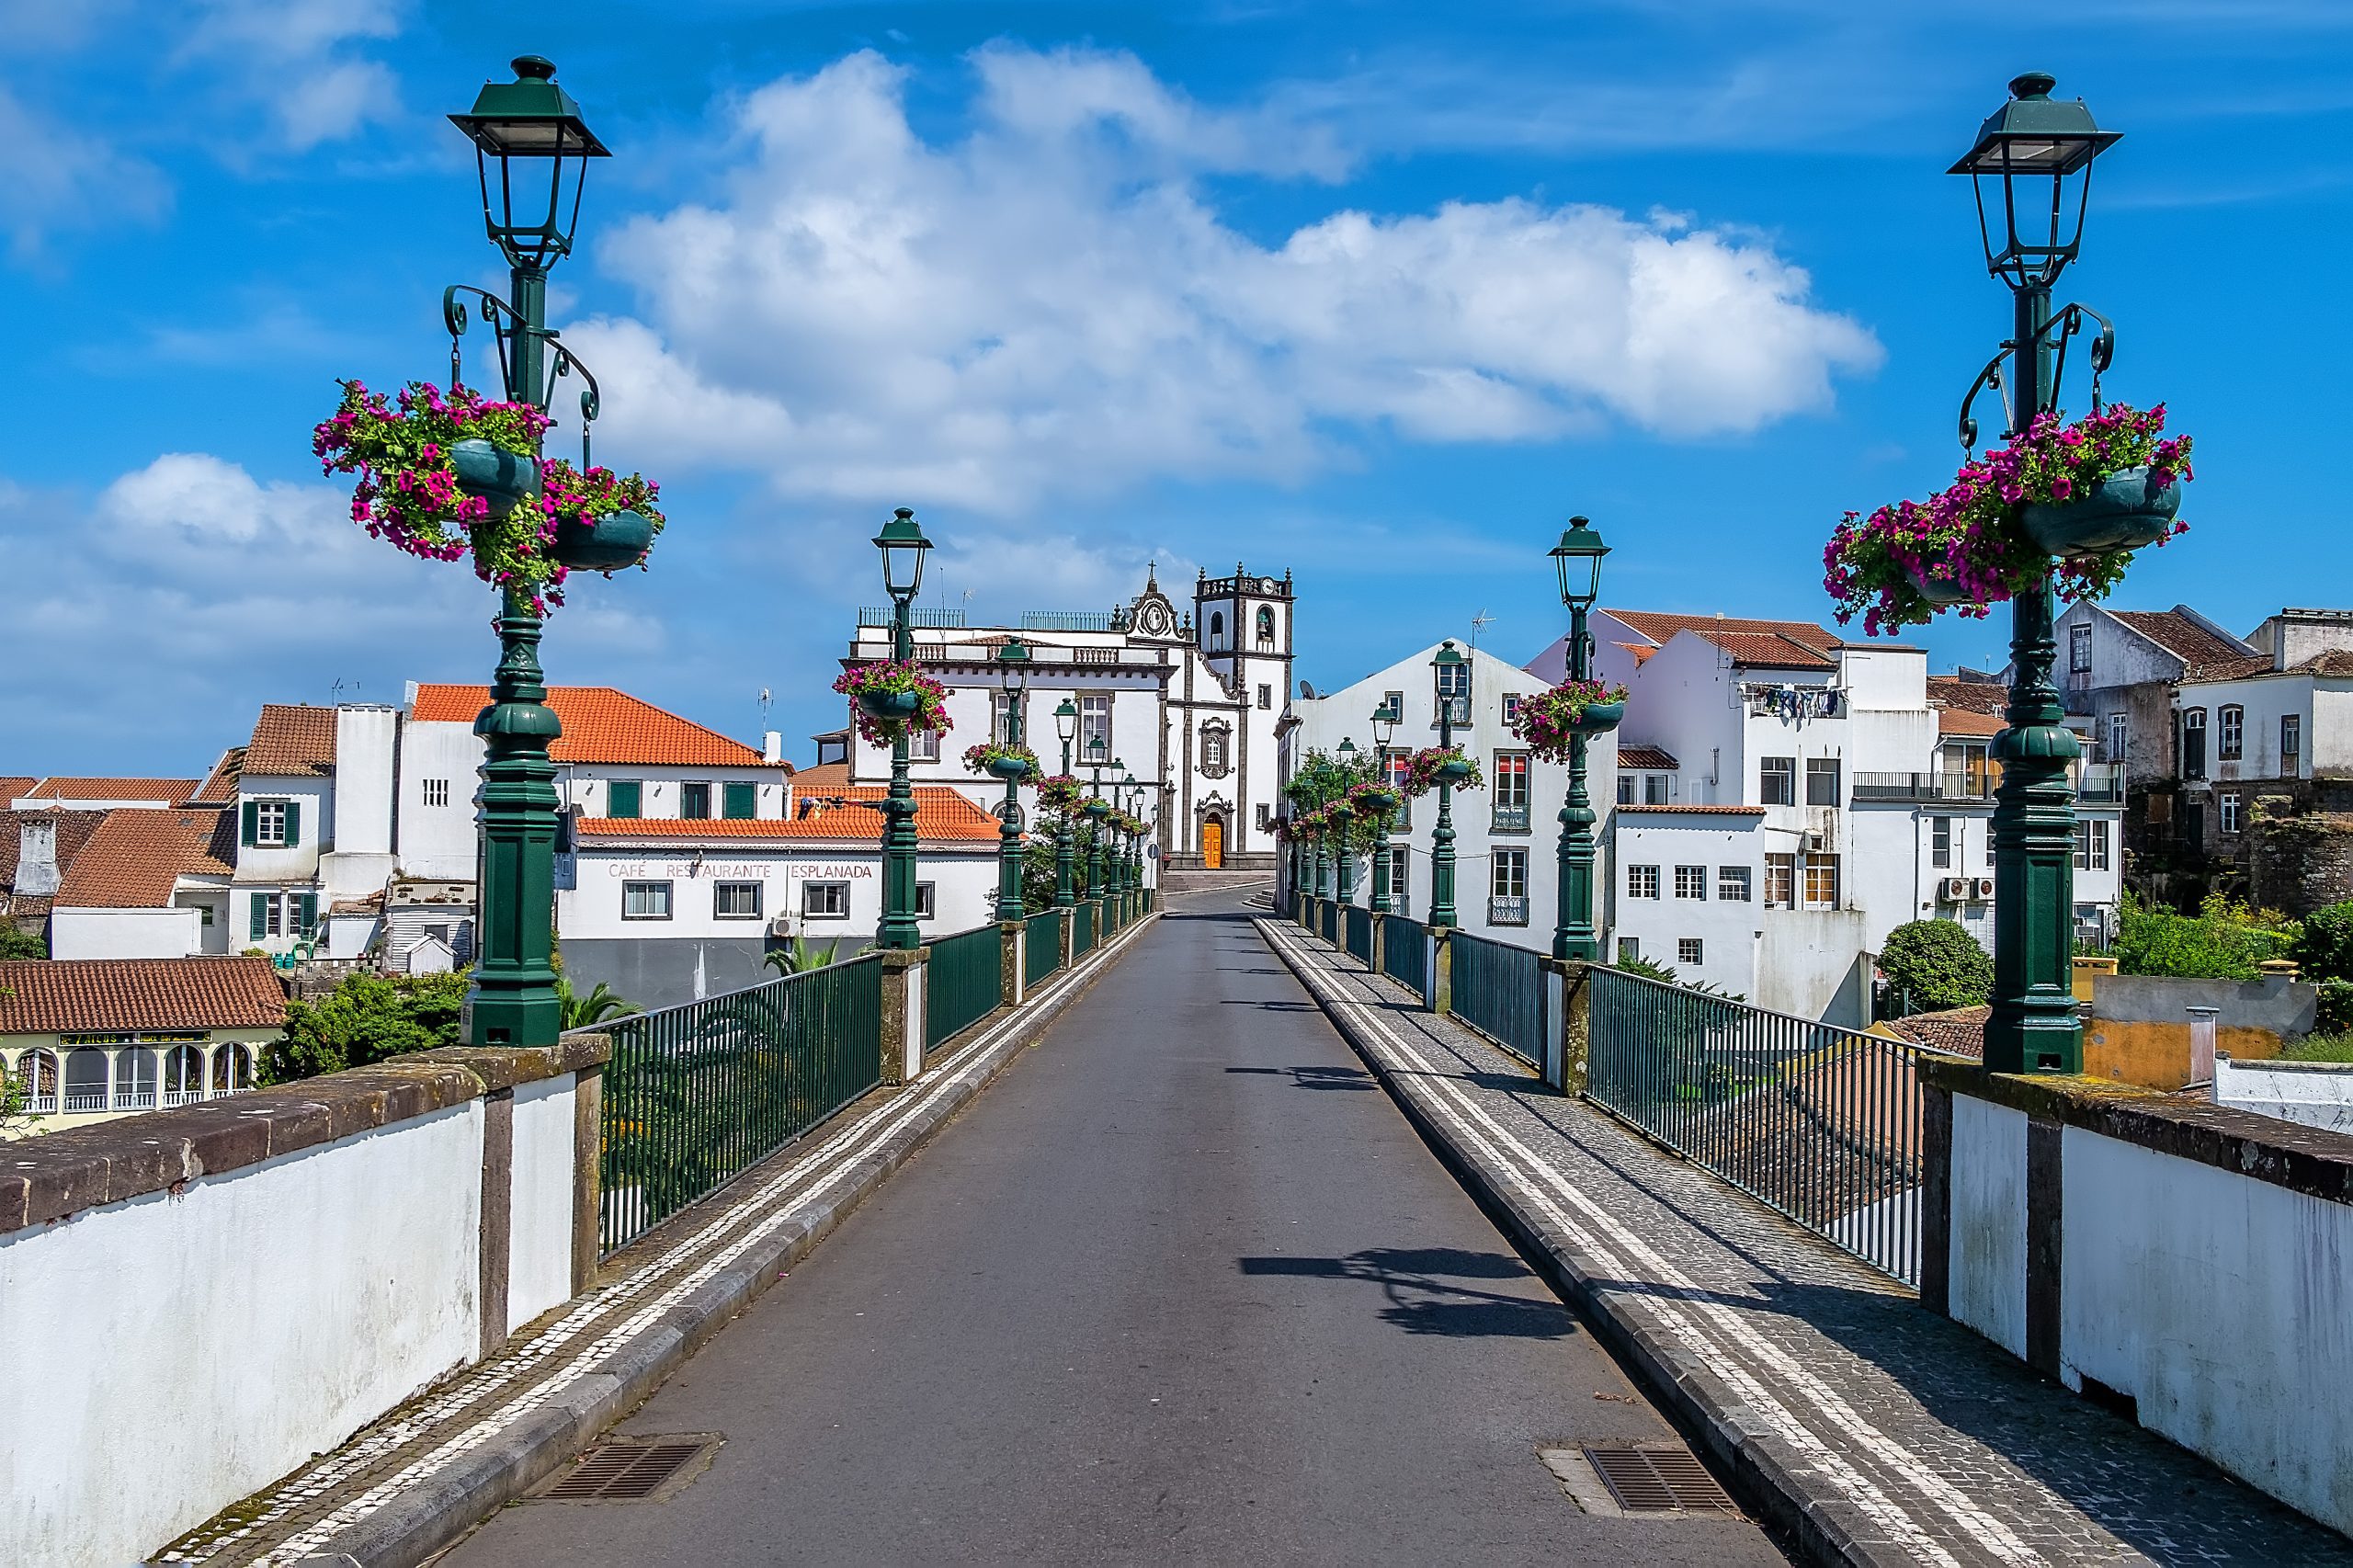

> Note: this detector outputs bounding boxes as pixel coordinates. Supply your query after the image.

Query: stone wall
[2248,808,2353,917]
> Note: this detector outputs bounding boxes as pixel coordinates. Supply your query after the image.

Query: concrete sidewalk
[1258,917,2353,1568]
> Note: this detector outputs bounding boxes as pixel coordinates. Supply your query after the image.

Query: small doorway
[1202,816,1224,869]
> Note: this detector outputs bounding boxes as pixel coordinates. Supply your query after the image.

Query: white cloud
[0,87,170,262]
[177,0,404,149]
[574,47,1881,517]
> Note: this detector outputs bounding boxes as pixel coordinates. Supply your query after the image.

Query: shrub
[2112,892,2298,981]
[2316,979,2353,1036]
[263,971,471,1085]
[2282,1031,2353,1065]
[2291,901,2353,983]
[1878,919,1995,1013]
[0,926,45,960]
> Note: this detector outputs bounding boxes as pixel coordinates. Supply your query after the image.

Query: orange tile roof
[1613,804,1767,816]
[410,685,767,767]
[55,809,236,909]
[189,748,245,805]
[789,762,852,794]
[580,787,1000,844]
[1880,1005,1988,1060]
[0,810,108,890]
[1938,710,2006,738]
[244,706,336,777]
[1617,746,1680,770]
[0,956,284,1034]
[22,777,200,804]
[2109,609,2249,673]
[1608,609,1841,654]
[1613,642,1657,666]
[0,778,34,805]
[1699,631,1839,671]
[1926,676,2007,715]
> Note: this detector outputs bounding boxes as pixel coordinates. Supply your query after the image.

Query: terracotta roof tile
[1926,676,2007,715]
[1938,710,2006,738]
[244,706,337,777]
[1699,631,1839,671]
[789,762,852,794]
[1880,1005,1988,1060]
[0,810,108,890]
[55,809,236,909]
[21,777,200,805]
[1608,609,1841,654]
[1613,804,1767,816]
[0,956,284,1033]
[580,786,1000,843]
[411,685,767,767]
[1612,642,1657,666]
[2109,609,2250,672]
[0,778,34,806]
[189,748,245,805]
[1617,746,1680,770]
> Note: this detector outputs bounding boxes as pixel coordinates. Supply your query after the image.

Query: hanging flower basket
[1036,774,1085,812]
[1510,679,1630,760]
[1402,745,1483,798]
[963,741,1040,782]
[314,380,667,614]
[1824,403,2193,634]
[834,661,950,745]
[1083,796,1111,820]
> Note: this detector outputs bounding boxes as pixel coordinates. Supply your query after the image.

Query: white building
[1282,642,1613,946]
[1528,610,2121,1025]
[839,564,1293,874]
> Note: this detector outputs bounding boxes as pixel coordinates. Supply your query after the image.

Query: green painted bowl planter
[1904,561,1978,607]
[449,438,540,515]
[1083,798,1111,819]
[1436,756,1474,784]
[1571,699,1627,734]
[1358,788,1399,814]
[2019,466,2181,556]
[855,688,925,723]
[985,755,1032,782]
[552,508,655,572]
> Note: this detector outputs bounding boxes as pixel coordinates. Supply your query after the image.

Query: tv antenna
[758,687,772,729]
[1469,609,1495,648]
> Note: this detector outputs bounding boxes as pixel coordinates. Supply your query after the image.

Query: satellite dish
[1299,681,1318,700]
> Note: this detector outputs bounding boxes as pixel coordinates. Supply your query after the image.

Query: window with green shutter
[283,801,301,849]
[722,781,756,820]
[241,801,260,847]
[297,892,318,937]
[608,780,642,819]
[249,893,268,941]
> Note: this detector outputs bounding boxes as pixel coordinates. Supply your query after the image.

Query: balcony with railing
[1487,895,1529,926]
[1852,771,1989,802]
[2075,763,2124,803]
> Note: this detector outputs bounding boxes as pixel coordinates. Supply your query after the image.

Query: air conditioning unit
[1940,876,1970,903]
[1974,878,1996,902]
[767,915,795,937]
[1805,831,1826,851]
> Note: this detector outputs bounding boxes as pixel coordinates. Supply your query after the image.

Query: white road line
[1262,921,2053,1567]
[172,916,1158,1566]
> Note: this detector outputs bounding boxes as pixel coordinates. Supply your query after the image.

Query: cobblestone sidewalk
[1259,917,2353,1568]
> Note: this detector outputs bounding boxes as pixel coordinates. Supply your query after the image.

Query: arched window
[1256,606,1276,650]
[1207,610,1225,651]
[14,1049,57,1112]
[214,1045,255,1095]
[165,1045,207,1106]
[115,1048,157,1109]
[1201,724,1231,778]
[63,1048,108,1112]
[2219,704,2245,761]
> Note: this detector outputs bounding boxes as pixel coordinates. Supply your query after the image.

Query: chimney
[763,730,783,764]
[17,818,58,897]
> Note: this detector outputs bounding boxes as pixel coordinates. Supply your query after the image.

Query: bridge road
[445,889,1790,1565]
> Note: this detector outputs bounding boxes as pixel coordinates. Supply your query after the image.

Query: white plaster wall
[233,775,334,881]
[0,1104,483,1568]
[396,718,485,881]
[334,706,399,856]
[1608,821,1762,996]
[2213,1058,2353,1135]
[2060,1124,2353,1537]
[1947,1094,2028,1359]
[2178,673,2308,782]
[48,904,203,960]
[563,846,1000,943]
[508,1074,578,1333]
[2316,682,2353,775]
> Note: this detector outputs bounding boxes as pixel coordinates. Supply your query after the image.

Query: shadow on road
[1237,1245,1574,1339]
[1225,1065,1376,1090]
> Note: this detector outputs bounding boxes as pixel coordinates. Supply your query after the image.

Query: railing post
[879,949,926,1085]
[1430,926,1452,1017]
[1548,959,1592,1095]
[1370,914,1385,981]
[1003,919,1024,1006]
[571,1054,604,1294]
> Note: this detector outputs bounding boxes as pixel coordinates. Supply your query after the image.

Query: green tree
[0,926,45,960]
[1878,919,1995,1013]
[557,977,641,1029]
[2291,901,2353,983]
[262,971,471,1084]
[2112,892,2298,981]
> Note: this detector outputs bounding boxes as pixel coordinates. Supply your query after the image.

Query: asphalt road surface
[445,888,1790,1566]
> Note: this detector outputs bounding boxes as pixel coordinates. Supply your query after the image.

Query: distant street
[445,887,1789,1565]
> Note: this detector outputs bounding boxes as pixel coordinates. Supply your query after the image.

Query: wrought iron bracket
[444,283,604,466]
[1956,301,2115,451]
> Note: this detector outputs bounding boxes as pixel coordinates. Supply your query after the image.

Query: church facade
[834,565,1294,873]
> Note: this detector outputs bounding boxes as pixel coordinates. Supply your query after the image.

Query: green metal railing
[1344,905,1373,966]
[1449,931,1543,1067]
[1072,900,1096,959]
[926,925,1004,1050]
[594,956,883,1255]
[1585,967,1927,1286]
[1320,901,1339,945]
[1026,909,1063,988]
[1381,914,1427,999]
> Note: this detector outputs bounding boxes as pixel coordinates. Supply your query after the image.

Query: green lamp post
[1083,734,1110,898]
[447,56,608,1048]
[1429,640,1468,928]
[1335,737,1359,905]
[1369,700,1401,915]
[992,639,1032,922]
[1118,769,1141,895]
[1549,516,1611,961]
[1052,699,1079,908]
[873,506,933,950]
[1952,73,2120,1075]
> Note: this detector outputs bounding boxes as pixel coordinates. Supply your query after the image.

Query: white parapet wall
[2214,1054,2353,1135]
[1925,1061,2353,1539]
[0,1038,605,1568]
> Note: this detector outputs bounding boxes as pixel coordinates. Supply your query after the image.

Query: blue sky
[6,1,2349,774]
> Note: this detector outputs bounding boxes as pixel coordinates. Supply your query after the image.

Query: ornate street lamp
[873,506,932,949]
[1052,699,1079,908]
[1952,73,2121,1075]
[1120,769,1143,895]
[1335,738,1359,905]
[1369,699,1401,915]
[1429,640,1469,928]
[992,638,1032,922]
[1083,734,1110,898]
[1549,516,1611,961]
[446,57,608,1048]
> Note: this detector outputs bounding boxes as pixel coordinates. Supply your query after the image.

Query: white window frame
[2070,622,2092,673]
[1628,864,1661,900]
[1492,848,1528,899]
[909,728,941,763]
[2106,713,2127,765]
[1803,855,1840,911]
[1718,865,1752,902]
[253,800,290,846]
[2220,705,2245,761]
[1760,756,1796,806]
[1673,865,1707,900]
[1765,852,1796,908]
[1931,815,1952,869]
[2282,713,2303,769]
[802,881,851,920]
[1805,756,1842,807]
[1079,694,1111,758]
[622,881,673,920]
[713,881,763,920]
[915,881,938,920]
[2218,793,2241,836]
[1494,752,1529,810]
[1677,937,1704,967]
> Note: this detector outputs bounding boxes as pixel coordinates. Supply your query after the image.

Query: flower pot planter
[985,756,1031,782]
[1436,757,1473,784]
[1359,790,1398,814]
[1904,560,1979,607]
[1571,699,1627,734]
[449,438,540,517]
[552,508,654,572]
[856,688,925,724]
[2019,466,2181,556]
[1083,799,1110,819]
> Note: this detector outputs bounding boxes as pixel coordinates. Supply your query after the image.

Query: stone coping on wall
[1921,1056,2353,1208]
[0,1036,610,1237]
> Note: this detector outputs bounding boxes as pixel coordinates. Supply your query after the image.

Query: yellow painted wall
[2083,1019,2283,1090]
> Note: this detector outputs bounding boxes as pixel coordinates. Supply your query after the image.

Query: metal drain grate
[536,1435,722,1503]
[1579,1441,1739,1516]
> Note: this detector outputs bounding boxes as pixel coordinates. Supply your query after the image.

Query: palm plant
[555,977,642,1030]
[762,936,858,976]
